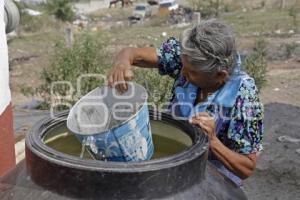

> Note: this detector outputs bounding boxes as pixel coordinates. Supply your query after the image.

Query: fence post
[65,27,74,48]
[193,12,201,25]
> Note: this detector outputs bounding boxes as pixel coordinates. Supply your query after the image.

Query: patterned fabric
[157,37,182,79]
[156,37,264,184]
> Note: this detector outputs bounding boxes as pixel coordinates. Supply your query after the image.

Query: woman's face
[181,55,227,91]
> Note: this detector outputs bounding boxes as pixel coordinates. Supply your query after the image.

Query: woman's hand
[189,112,217,142]
[107,49,134,93]
[107,47,158,93]
[190,112,257,179]
[107,61,134,93]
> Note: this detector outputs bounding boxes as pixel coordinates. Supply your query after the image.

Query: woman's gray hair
[181,19,236,75]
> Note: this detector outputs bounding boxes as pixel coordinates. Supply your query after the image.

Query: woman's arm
[107,47,158,93]
[189,112,257,179]
[125,47,158,68]
[210,138,256,179]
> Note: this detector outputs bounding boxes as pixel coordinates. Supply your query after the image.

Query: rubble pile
[168,6,194,25]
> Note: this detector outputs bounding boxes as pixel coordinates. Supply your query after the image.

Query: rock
[161,32,167,37]
[128,44,137,47]
[273,88,280,91]
[274,29,281,35]
[91,27,98,32]
[175,22,190,28]
[267,42,300,61]
[252,32,260,36]
[293,43,300,58]
[78,14,88,20]
[73,19,88,28]
[6,31,18,41]
[116,21,124,26]
[288,30,295,34]
[23,8,42,16]
[105,13,112,18]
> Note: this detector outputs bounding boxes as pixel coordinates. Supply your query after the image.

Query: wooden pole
[280,0,285,10]
[65,27,73,49]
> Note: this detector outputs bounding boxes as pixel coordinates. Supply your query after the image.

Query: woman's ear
[216,70,229,84]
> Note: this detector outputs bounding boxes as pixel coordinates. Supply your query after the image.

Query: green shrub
[46,0,75,22]
[36,33,109,109]
[288,7,298,30]
[20,85,35,97]
[27,27,174,110]
[134,69,173,109]
[188,0,224,18]
[242,37,268,92]
[285,43,299,59]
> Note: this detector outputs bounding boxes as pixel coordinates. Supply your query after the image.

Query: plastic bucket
[67,83,153,162]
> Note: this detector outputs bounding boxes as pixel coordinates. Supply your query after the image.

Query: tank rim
[26,110,209,173]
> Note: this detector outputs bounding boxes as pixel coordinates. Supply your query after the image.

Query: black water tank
[1,111,248,200]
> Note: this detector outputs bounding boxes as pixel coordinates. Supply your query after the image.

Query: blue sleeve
[156,37,182,79]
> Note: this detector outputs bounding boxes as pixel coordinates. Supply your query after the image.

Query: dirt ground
[240,35,300,200]
[243,102,300,200]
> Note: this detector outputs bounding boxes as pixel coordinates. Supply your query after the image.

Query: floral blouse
[156,37,264,156]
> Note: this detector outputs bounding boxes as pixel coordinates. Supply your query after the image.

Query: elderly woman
[107,19,263,187]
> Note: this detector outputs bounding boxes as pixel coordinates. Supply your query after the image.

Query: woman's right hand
[107,59,134,94]
[107,47,157,93]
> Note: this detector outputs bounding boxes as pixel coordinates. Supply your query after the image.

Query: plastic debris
[277,135,300,144]
[162,32,167,37]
